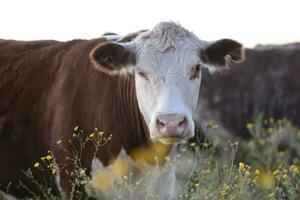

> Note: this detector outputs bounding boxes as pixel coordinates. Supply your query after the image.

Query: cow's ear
[201,39,245,68]
[90,42,136,75]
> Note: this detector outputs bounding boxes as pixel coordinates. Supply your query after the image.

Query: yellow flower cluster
[92,171,112,191]
[273,168,290,181]
[246,123,254,129]
[258,171,275,189]
[289,165,300,174]
[251,169,260,184]
[239,162,245,170]
[41,155,53,161]
[89,131,105,138]
[220,183,234,198]
[239,162,249,174]
[207,121,219,129]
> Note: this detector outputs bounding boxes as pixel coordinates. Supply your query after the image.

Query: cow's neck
[118,75,150,149]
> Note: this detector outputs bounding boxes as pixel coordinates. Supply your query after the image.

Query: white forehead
[133,22,207,71]
[135,22,202,51]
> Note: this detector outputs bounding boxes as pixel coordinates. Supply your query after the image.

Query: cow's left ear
[200,39,245,68]
[90,42,136,75]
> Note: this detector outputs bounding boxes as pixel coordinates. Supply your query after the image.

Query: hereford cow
[0,22,244,198]
[198,43,300,138]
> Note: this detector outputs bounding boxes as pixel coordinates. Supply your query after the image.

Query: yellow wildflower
[258,139,266,145]
[189,142,196,147]
[212,124,219,129]
[56,140,62,144]
[223,183,230,190]
[34,162,40,168]
[89,133,95,138]
[79,169,86,176]
[91,171,112,191]
[246,123,254,129]
[201,169,211,174]
[273,169,280,177]
[245,171,250,176]
[258,171,275,189]
[255,169,260,176]
[41,157,46,160]
[203,142,209,148]
[239,162,246,172]
[267,128,273,134]
[289,165,300,174]
[99,131,104,136]
[181,148,187,152]
[220,190,226,198]
[73,126,79,131]
[278,151,285,156]
[46,155,53,161]
[123,175,128,180]
[282,174,288,180]
[268,192,275,198]
[195,183,200,187]
[51,168,56,175]
[111,158,128,177]
[207,121,218,129]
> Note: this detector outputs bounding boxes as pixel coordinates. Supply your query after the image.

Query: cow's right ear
[90,42,136,75]
[200,39,245,69]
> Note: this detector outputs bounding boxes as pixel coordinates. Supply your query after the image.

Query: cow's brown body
[199,44,300,138]
[0,38,148,197]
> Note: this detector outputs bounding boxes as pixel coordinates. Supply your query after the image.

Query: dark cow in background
[0,22,244,198]
[198,43,300,138]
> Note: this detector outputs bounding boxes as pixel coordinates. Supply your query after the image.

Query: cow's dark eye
[138,71,149,80]
[190,65,201,80]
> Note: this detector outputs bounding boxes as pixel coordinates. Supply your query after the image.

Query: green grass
[3,116,300,199]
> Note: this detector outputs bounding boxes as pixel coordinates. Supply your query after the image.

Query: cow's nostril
[156,118,166,130]
[178,118,186,128]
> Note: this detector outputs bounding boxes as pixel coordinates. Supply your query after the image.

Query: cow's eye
[190,64,201,80]
[138,71,149,80]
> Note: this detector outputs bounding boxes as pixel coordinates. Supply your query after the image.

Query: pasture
[1,116,299,200]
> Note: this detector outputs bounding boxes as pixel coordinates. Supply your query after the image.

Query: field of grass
[1,116,299,200]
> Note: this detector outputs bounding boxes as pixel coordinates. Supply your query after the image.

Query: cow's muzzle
[155,114,189,144]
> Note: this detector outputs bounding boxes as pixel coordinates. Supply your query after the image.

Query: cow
[198,43,300,138]
[0,22,244,198]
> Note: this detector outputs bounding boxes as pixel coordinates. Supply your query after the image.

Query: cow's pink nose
[156,114,187,136]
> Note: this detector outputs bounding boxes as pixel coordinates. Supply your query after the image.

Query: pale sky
[1,0,299,47]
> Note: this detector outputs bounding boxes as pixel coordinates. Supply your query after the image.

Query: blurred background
[0,0,299,47]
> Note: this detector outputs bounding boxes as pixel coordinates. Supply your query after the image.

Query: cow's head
[90,22,244,144]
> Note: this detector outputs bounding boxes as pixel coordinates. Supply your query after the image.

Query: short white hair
[135,21,200,52]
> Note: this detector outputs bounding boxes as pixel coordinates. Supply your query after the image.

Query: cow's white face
[134,44,202,143]
[90,22,244,144]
